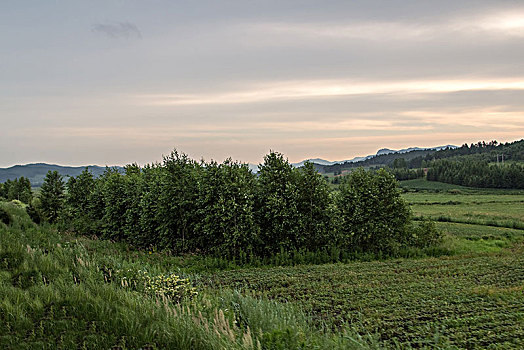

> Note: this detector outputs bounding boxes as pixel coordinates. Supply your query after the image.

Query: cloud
[237,8,524,46]
[136,78,524,106]
[92,22,142,39]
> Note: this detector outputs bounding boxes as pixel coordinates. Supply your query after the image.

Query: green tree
[392,158,407,169]
[63,168,96,233]
[255,151,302,255]
[196,159,258,257]
[157,150,202,252]
[337,168,411,254]
[295,162,335,250]
[100,168,128,240]
[3,177,32,203]
[40,171,65,223]
[66,168,95,214]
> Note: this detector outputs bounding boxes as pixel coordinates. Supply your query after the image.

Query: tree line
[1,151,440,258]
[0,177,32,204]
[427,159,524,189]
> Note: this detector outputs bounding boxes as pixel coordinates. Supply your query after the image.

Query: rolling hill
[0,163,123,187]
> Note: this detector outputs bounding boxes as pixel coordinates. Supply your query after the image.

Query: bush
[337,168,412,254]
[0,207,12,226]
[143,272,198,303]
[408,219,443,248]
[0,250,25,270]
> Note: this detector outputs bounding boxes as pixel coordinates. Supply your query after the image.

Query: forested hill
[316,139,524,174]
[0,163,123,187]
[317,148,444,174]
[419,139,524,164]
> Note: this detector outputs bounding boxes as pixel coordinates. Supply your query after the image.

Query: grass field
[0,202,375,349]
[1,183,524,349]
[199,187,524,348]
[204,250,524,348]
[400,178,471,191]
[401,185,524,229]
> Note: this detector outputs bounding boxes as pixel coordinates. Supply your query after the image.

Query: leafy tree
[157,150,202,252]
[40,171,65,223]
[66,168,95,214]
[295,162,336,250]
[255,151,302,255]
[137,164,164,248]
[2,177,32,203]
[196,159,258,256]
[337,168,411,254]
[392,158,407,169]
[63,168,97,233]
[100,168,128,240]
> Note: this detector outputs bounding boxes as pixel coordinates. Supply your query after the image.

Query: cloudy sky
[1,0,523,167]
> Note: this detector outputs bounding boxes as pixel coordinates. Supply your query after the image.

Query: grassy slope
[0,202,374,350]
[203,191,524,349]
[401,183,524,229]
[2,187,524,349]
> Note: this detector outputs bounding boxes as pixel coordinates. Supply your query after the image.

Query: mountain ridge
[0,163,124,187]
[291,145,456,167]
[0,145,457,184]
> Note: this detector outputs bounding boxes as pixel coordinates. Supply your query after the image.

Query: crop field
[204,250,524,348]
[200,188,524,349]
[401,187,524,229]
[1,181,523,349]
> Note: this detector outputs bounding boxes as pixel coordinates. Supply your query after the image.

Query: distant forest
[327,139,524,189]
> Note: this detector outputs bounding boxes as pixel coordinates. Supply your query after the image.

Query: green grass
[2,185,524,349]
[436,222,524,254]
[0,201,377,349]
[403,191,524,230]
[400,178,471,191]
[400,178,524,195]
[204,247,524,349]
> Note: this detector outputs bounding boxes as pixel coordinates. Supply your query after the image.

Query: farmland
[1,179,523,348]
[401,182,524,229]
[202,183,524,348]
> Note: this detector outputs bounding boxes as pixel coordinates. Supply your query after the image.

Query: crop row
[204,249,524,348]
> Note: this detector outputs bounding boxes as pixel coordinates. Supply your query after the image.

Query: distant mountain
[376,145,456,156]
[293,145,457,168]
[0,145,459,184]
[292,158,339,167]
[0,163,123,187]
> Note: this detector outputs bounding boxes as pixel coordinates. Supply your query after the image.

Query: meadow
[1,179,523,349]
[200,184,524,348]
[401,180,524,230]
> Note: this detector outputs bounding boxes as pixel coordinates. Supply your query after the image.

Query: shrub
[408,219,443,248]
[143,272,198,303]
[0,207,12,226]
[337,168,412,254]
[0,250,25,270]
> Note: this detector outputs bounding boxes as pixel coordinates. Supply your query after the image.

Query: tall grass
[0,201,378,349]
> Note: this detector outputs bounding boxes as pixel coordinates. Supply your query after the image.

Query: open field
[401,187,524,229]
[200,189,524,348]
[204,248,524,348]
[1,183,524,349]
[400,178,472,191]
[400,179,524,195]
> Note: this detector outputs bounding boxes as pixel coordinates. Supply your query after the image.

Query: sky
[1,0,524,167]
